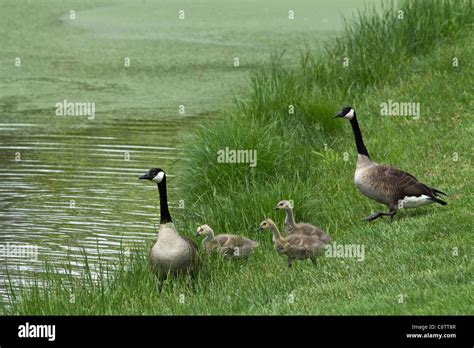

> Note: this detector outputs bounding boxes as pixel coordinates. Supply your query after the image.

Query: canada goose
[273,200,332,242]
[258,218,325,267]
[139,168,200,278]
[195,224,259,259]
[334,106,447,221]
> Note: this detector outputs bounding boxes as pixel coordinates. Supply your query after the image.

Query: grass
[2,0,473,315]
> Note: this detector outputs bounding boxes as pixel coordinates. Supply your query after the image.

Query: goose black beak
[333,112,343,118]
[139,173,151,180]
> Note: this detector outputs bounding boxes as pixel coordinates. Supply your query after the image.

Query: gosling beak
[257,226,263,232]
[273,207,279,211]
[194,232,200,237]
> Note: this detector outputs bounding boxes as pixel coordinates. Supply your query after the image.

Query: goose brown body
[355,154,447,209]
[149,223,200,278]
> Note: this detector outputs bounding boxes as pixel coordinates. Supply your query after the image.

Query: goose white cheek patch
[152,171,164,183]
[345,108,355,119]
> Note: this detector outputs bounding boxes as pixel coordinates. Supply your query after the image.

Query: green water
[0,0,379,301]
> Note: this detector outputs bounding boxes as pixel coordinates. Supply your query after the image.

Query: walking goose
[273,200,331,242]
[334,106,447,221]
[258,218,325,267]
[139,168,200,278]
[195,224,259,259]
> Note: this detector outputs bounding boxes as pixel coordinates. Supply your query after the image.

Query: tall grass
[176,0,473,234]
[3,0,473,315]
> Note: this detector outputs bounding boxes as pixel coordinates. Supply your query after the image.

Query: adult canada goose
[139,168,200,278]
[273,200,332,243]
[195,224,259,259]
[258,219,325,267]
[334,106,447,221]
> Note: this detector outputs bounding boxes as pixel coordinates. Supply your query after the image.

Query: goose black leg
[155,277,164,293]
[310,257,317,266]
[364,209,396,222]
[288,258,292,268]
[387,207,397,222]
[364,211,385,221]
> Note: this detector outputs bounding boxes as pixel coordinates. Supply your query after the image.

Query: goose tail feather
[430,197,447,206]
[431,187,447,196]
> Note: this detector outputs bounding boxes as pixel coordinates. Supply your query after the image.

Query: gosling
[259,218,326,267]
[274,200,331,243]
[195,224,259,259]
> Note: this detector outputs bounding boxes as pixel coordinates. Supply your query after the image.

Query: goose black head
[138,168,165,183]
[334,106,355,120]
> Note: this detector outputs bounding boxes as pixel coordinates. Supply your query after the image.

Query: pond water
[0,117,201,301]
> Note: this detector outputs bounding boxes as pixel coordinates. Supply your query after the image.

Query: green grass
[2,0,473,315]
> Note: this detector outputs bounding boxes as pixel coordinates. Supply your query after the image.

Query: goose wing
[376,165,440,200]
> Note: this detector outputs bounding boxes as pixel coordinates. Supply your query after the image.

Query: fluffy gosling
[195,224,259,259]
[274,200,331,243]
[259,218,325,267]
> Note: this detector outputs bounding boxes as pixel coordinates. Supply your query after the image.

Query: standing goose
[258,218,325,267]
[273,200,331,243]
[139,168,200,278]
[334,106,447,221]
[195,224,259,259]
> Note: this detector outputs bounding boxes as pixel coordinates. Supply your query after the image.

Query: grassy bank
[2,0,473,315]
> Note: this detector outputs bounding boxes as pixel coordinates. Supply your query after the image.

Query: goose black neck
[349,115,370,158]
[156,176,172,224]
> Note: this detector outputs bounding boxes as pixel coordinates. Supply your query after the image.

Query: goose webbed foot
[364,210,396,222]
[364,212,385,222]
